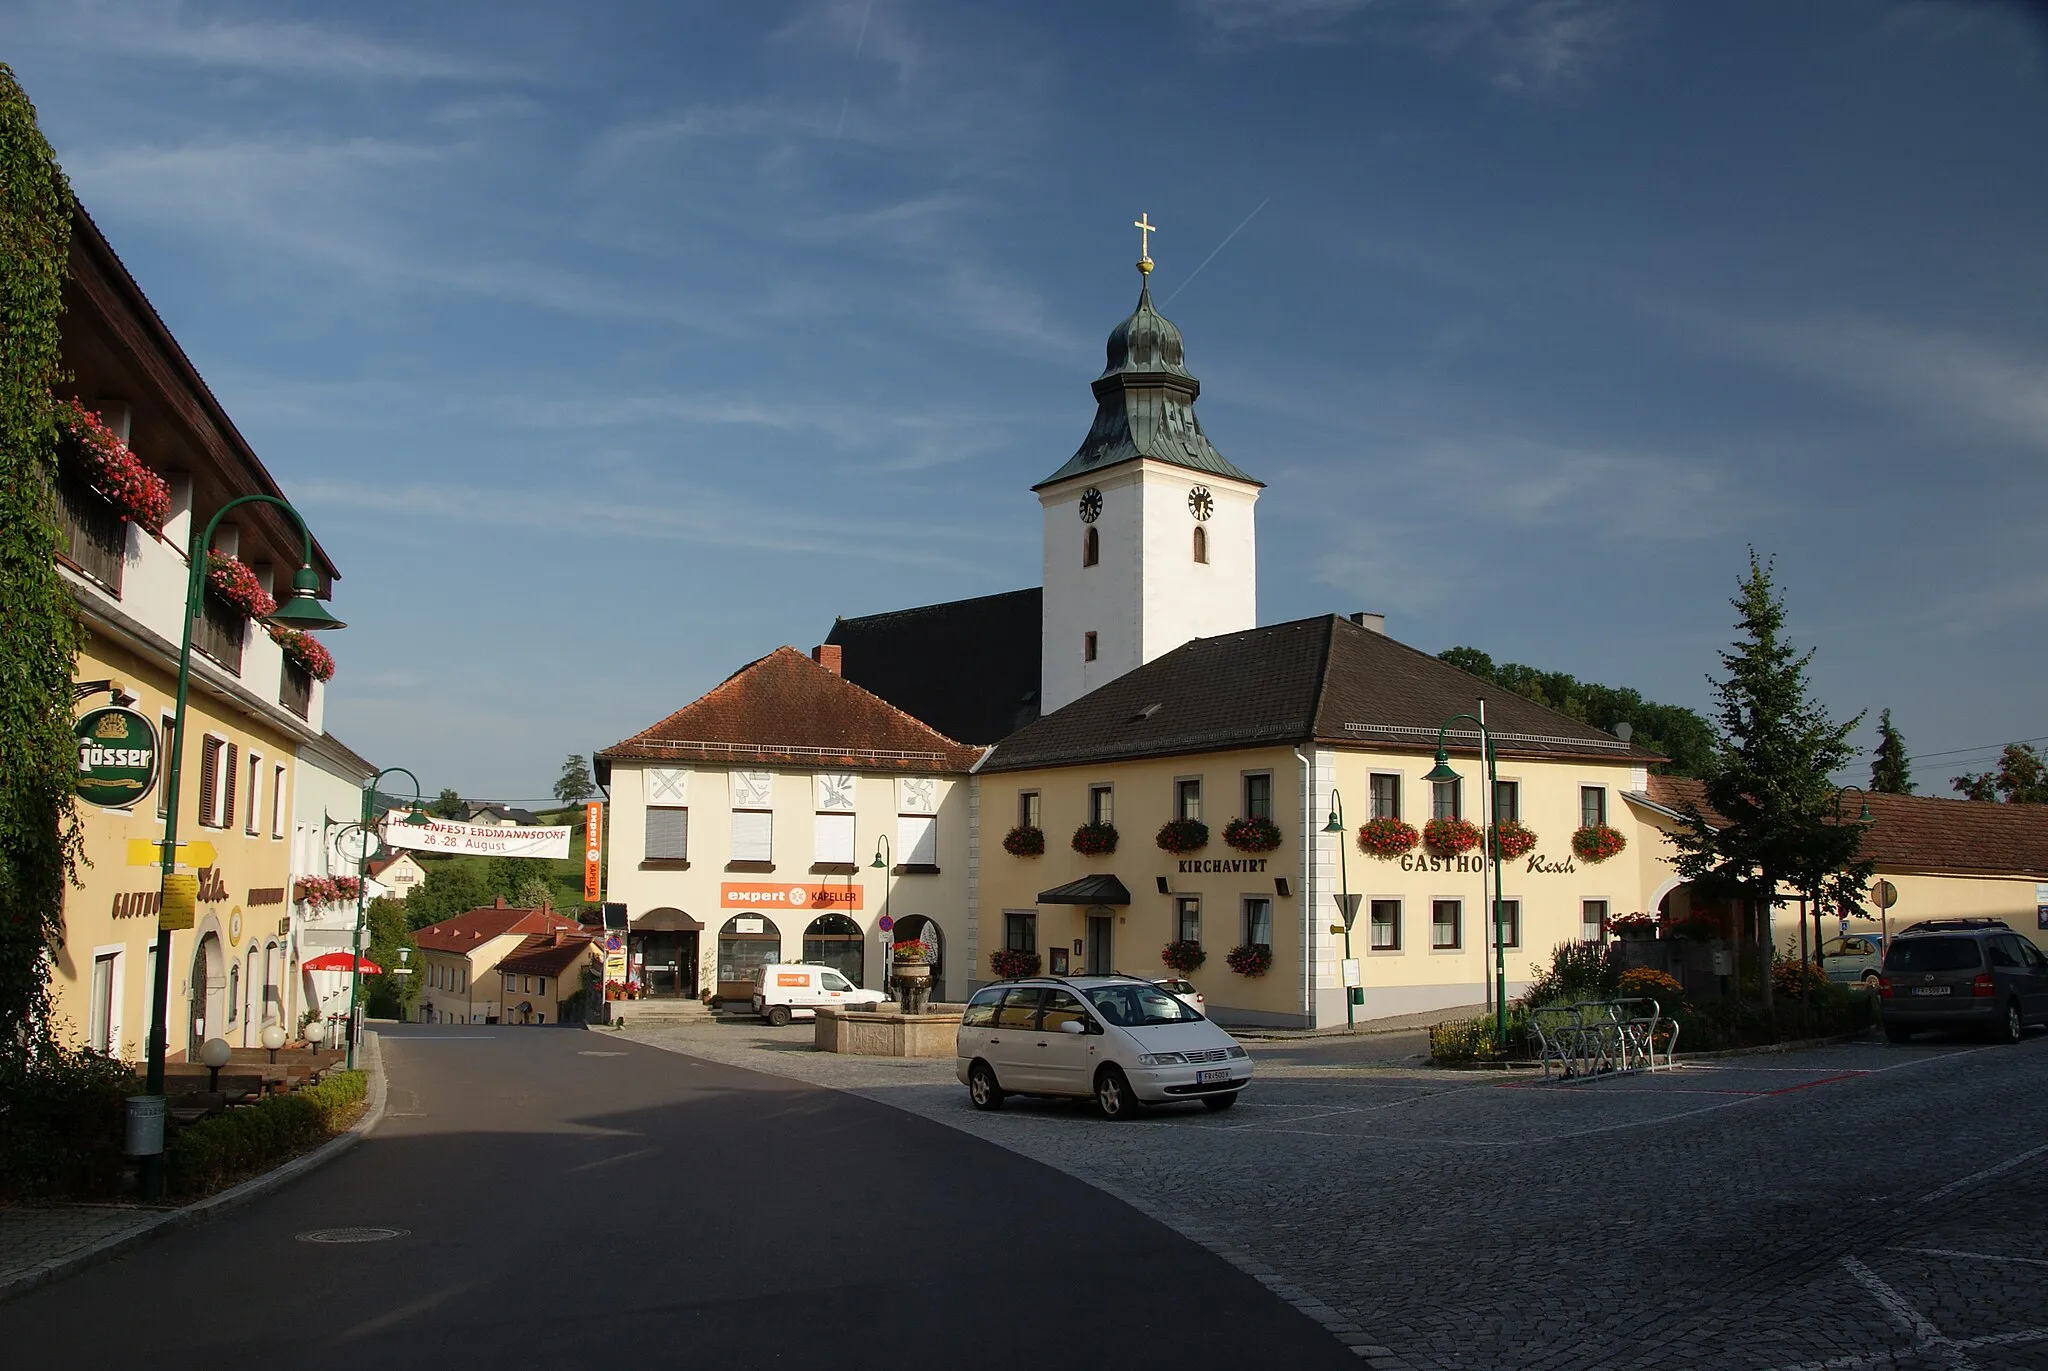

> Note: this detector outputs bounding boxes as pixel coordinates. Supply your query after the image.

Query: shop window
[646,806,689,861]
[1089,784,1114,826]
[1432,900,1462,950]
[1175,778,1201,821]
[1018,791,1040,830]
[1369,773,1401,821]
[1581,899,1608,943]
[1243,897,1273,948]
[1175,896,1201,944]
[1242,772,1273,822]
[1431,777,1461,821]
[1370,899,1401,951]
[1581,786,1607,828]
[1493,780,1519,823]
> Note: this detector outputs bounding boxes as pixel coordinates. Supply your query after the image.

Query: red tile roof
[413,905,582,953]
[1644,776,2048,877]
[495,934,600,979]
[599,646,983,772]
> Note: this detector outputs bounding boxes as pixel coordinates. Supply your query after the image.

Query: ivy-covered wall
[0,64,82,1051]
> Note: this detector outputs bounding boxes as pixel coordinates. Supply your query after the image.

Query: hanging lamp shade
[267,564,346,631]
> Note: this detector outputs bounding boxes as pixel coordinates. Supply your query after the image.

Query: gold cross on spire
[1134,212,1157,275]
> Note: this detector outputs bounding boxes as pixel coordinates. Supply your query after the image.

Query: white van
[751,963,886,1026]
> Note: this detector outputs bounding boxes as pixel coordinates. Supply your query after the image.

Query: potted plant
[1155,817,1209,854]
[990,947,1041,979]
[1225,943,1273,977]
[1222,815,1282,853]
[891,939,930,964]
[1072,821,1119,856]
[1571,824,1627,864]
[1161,939,1206,974]
[270,625,336,681]
[1422,816,1482,859]
[205,550,277,620]
[58,398,171,534]
[1003,825,1046,857]
[892,940,933,1012]
[1488,819,1538,860]
[1356,816,1420,860]
[1607,912,1656,941]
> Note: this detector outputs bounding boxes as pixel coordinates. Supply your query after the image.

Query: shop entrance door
[638,932,697,998]
[1086,913,1114,976]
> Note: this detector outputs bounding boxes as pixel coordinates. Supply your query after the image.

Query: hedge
[0,1045,138,1200]
[165,1070,366,1196]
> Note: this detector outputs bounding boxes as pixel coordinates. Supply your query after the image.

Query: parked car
[750,963,886,1026]
[956,974,1252,1118]
[1153,976,1206,1016]
[1820,935,1884,985]
[1877,921,2048,1044]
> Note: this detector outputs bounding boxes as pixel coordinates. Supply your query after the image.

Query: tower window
[1084,631,1098,662]
[1083,526,1099,567]
[1192,526,1207,563]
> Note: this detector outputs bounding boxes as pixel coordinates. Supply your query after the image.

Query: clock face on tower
[1078,488,1103,523]
[1188,486,1214,522]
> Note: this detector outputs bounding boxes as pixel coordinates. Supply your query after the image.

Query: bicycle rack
[1529,998,1680,1081]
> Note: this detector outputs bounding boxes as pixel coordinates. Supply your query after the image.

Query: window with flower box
[1369,773,1401,820]
[1581,786,1607,828]
[1176,896,1201,944]
[194,592,245,675]
[1493,780,1519,823]
[1175,778,1201,821]
[1004,911,1036,953]
[1493,899,1521,949]
[54,461,127,594]
[1018,791,1040,830]
[1431,899,1461,950]
[1242,772,1273,822]
[1242,897,1273,948]
[1089,785,1113,826]
[1581,899,1608,943]
[1431,777,1461,820]
[1370,899,1401,951]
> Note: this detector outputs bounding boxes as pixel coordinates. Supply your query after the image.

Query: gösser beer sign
[75,706,159,810]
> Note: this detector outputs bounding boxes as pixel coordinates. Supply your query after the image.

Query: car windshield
[1086,984,1203,1026]
[1885,937,1983,974]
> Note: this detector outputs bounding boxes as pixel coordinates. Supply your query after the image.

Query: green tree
[1437,646,1717,776]
[429,787,465,819]
[0,66,81,1052]
[402,862,494,931]
[553,754,595,806]
[1869,709,1913,794]
[1953,743,2048,804]
[360,896,419,1019]
[1665,552,1873,1013]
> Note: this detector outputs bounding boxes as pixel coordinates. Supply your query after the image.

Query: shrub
[0,1045,139,1201]
[1002,825,1045,857]
[989,948,1041,979]
[1429,1006,1534,1065]
[1617,966,1684,1013]
[1570,823,1627,863]
[1422,816,1481,858]
[164,1070,366,1197]
[1222,816,1282,853]
[1356,816,1419,859]
[1772,958,1828,998]
[1155,818,1210,854]
[1225,943,1273,977]
[1161,939,1206,973]
[1522,940,1616,1008]
[1071,821,1119,856]
[1488,820,1538,860]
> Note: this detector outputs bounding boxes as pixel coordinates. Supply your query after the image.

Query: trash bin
[125,1094,166,1158]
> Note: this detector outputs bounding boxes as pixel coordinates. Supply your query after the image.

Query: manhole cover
[296,1226,409,1244]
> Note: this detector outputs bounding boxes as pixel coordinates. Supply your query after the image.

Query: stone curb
[0,1030,388,1306]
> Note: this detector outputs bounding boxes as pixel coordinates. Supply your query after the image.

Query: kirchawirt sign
[75,706,158,810]
[379,818,571,860]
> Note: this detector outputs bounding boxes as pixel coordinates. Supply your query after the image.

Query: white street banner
[379,818,571,859]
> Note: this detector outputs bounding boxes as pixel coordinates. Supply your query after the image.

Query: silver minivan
[956,974,1252,1118]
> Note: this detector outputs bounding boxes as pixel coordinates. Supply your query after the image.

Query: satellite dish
[1614,722,1634,743]
[335,828,381,865]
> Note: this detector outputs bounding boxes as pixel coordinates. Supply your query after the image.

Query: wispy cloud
[1185,0,1639,91]
[22,0,513,81]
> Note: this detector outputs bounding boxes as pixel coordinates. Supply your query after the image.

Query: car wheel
[767,1005,792,1028]
[968,1061,1004,1111]
[1201,1092,1238,1113]
[1095,1066,1138,1120]
[1861,972,1880,989]
[1999,999,2024,1044]
[1884,1023,1912,1044]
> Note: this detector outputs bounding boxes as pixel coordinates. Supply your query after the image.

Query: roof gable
[413,905,580,952]
[825,589,1042,745]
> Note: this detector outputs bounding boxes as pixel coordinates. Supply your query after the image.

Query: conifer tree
[1869,709,1912,794]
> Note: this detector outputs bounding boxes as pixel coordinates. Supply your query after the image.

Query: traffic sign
[878,915,894,933]
[127,839,217,869]
[1872,880,1899,910]
[1332,892,1361,930]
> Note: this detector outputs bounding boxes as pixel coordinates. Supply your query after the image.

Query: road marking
[335,1281,478,1344]
[391,1035,496,1040]
[566,1147,657,1173]
[1892,1246,2048,1270]
[1843,1256,1947,1344]
[578,1050,629,1057]
[1917,1139,2048,1204]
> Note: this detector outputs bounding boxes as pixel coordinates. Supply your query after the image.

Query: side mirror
[1058,1019,1086,1035]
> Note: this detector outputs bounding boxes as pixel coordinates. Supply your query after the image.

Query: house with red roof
[412,899,587,1024]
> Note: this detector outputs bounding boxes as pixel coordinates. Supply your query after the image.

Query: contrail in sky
[835,0,876,136]
[1162,197,1270,306]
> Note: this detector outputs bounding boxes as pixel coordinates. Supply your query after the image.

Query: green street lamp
[1427,711,1510,1049]
[1322,792,1361,1032]
[341,779,432,1070]
[141,494,342,1201]
[872,836,893,995]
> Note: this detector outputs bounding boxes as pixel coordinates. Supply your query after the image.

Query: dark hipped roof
[599,647,982,773]
[824,588,1043,746]
[983,615,1658,773]
[1643,776,2048,878]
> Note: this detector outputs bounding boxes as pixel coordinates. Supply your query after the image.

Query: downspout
[1294,748,1313,1026]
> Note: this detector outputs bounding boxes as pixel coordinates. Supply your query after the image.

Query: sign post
[1872,879,1898,949]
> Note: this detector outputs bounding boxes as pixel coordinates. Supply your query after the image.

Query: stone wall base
[814,1007,962,1057]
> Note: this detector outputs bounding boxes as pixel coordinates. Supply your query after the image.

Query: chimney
[494,895,505,909]
[1350,611,1386,635]
[812,644,843,675]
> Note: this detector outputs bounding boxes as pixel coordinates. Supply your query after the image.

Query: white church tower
[1037,218,1262,715]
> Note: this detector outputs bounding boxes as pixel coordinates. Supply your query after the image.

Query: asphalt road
[0,1024,1359,1368]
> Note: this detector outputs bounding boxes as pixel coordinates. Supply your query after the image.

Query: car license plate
[1911,986,1951,996]
[1197,1068,1230,1084]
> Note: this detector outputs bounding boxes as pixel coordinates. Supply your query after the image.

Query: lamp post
[1826,784,1878,964]
[871,836,893,998]
[345,771,431,1069]
[1322,791,1361,1032]
[1425,709,1508,1048]
[140,494,343,1202]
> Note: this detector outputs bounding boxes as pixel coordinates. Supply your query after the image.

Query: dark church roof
[983,615,1661,773]
[1034,278,1260,491]
[824,589,1043,746]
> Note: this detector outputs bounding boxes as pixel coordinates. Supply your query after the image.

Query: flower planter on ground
[1356,816,1419,860]
[1221,816,1281,853]
[1002,825,1045,857]
[1422,817,1481,859]
[1071,821,1119,856]
[1571,823,1627,863]
[1155,818,1209,854]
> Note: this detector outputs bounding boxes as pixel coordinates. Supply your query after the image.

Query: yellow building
[49,207,343,1061]
[412,902,587,1025]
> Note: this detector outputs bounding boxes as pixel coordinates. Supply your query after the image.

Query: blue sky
[9,0,2047,802]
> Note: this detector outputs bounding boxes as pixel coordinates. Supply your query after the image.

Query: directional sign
[127,839,217,869]
[1332,892,1362,930]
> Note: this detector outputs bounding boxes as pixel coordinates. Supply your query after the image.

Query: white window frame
[1369,898,1402,952]
[1088,784,1113,826]
[1581,898,1608,943]
[1174,777,1202,822]
[270,762,287,838]
[244,750,262,834]
[1368,773,1401,821]
[1242,896,1273,948]
[1174,895,1201,944]
[1431,898,1462,951]
[1581,786,1607,828]
[645,805,689,861]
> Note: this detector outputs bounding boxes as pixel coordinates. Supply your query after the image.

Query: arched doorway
[892,915,945,1002]
[244,945,258,1045]
[716,914,781,1002]
[631,908,703,999]
[187,932,224,1058]
[803,913,865,987]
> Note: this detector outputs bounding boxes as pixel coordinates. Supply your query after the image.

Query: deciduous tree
[1953,743,2048,804]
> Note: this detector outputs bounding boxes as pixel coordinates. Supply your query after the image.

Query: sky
[8,0,2047,803]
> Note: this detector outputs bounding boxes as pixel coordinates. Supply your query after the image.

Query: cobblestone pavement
[0,1206,164,1288]
[614,1019,2048,1369]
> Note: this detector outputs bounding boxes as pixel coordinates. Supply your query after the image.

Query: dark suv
[1878,919,2048,1044]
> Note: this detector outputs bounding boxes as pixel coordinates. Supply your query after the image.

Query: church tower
[1037,218,1262,715]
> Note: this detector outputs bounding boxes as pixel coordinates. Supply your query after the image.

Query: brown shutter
[199,739,220,827]
[223,744,239,831]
